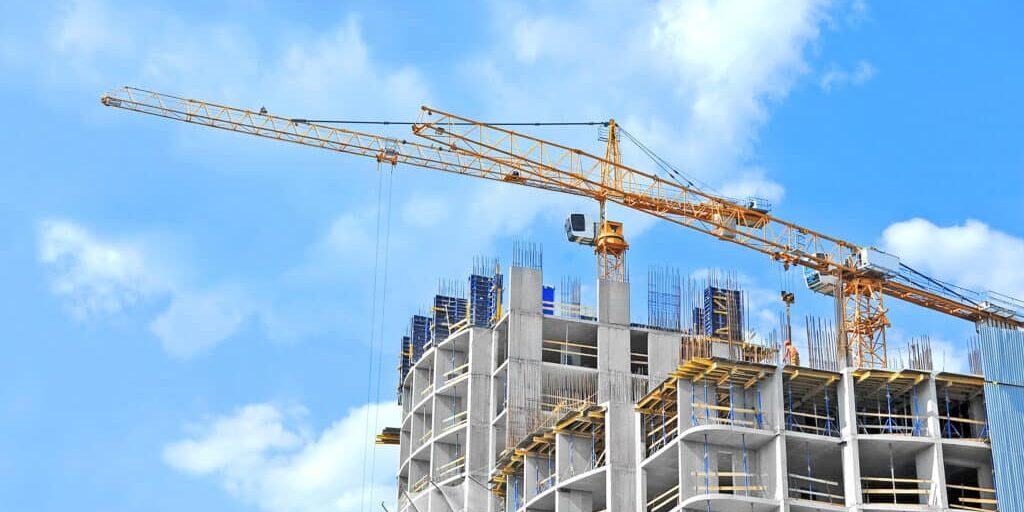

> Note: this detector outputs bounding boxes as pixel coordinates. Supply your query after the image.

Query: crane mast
[101,86,1024,369]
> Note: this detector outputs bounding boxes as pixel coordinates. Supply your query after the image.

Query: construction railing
[855,410,927,436]
[646,484,679,512]
[443,362,469,384]
[947,483,998,511]
[786,408,839,437]
[631,351,649,376]
[545,301,596,320]
[542,338,598,368]
[691,402,765,428]
[411,474,430,493]
[418,428,433,445]
[861,476,933,506]
[788,473,844,505]
[440,410,468,433]
[691,470,767,497]
[435,455,466,480]
[446,317,470,337]
[642,405,679,457]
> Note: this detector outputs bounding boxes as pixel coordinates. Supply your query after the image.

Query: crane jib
[100,86,1024,333]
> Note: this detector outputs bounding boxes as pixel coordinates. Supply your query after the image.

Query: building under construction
[389,250,1014,512]
[97,87,1024,512]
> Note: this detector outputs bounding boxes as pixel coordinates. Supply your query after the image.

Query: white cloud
[467,0,842,208]
[37,220,163,318]
[150,287,254,358]
[717,166,786,204]
[880,218,1024,299]
[44,1,429,120]
[164,401,401,512]
[819,59,876,92]
[37,219,253,357]
[164,404,304,476]
[652,0,828,146]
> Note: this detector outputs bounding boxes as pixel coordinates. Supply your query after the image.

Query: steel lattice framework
[101,87,1024,368]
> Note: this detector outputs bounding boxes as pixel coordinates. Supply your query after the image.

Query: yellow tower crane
[101,86,1024,368]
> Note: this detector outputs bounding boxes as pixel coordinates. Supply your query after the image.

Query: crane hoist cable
[369,164,395,511]
[360,161,393,511]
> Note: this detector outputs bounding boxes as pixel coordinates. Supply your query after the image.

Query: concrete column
[920,377,941,439]
[677,378,694,434]
[767,366,788,503]
[605,401,637,511]
[776,435,789,504]
[837,370,863,507]
[596,278,637,510]
[466,328,493,509]
[978,460,995,501]
[507,266,544,448]
[598,327,631,403]
[918,444,947,508]
[765,367,786,431]
[647,332,681,384]
[969,393,988,439]
[510,266,543,314]
[598,278,629,326]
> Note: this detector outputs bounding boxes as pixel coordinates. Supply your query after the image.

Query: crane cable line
[369,164,396,511]
[616,125,718,195]
[360,162,391,512]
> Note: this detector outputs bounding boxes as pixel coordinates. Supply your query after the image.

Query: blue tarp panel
[980,324,1024,512]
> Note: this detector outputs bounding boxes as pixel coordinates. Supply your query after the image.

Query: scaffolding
[852,369,928,436]
[783,366,840,437]
[936,373,990,442]
[490,404,606,500]
[637,379,680,457]
[676,359,770,430]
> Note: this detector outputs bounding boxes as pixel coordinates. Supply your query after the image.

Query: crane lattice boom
[101,86,1024,367]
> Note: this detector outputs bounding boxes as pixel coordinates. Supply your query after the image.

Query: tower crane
[100,86,1024,368]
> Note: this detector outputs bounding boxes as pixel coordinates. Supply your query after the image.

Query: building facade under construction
[388,249,1013,512]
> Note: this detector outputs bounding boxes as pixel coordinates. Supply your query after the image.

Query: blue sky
[2,1,1023,511]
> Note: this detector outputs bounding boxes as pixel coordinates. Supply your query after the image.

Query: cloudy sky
[2,1,1023,511]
